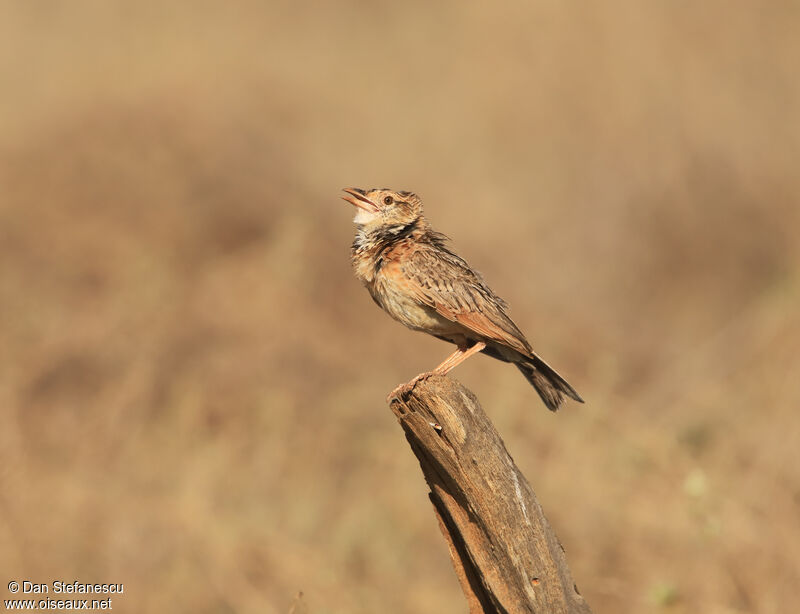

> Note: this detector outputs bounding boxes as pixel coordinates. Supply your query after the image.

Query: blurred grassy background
[1,1,799,613]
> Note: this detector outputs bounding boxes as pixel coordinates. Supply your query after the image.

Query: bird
[342,187,583,411]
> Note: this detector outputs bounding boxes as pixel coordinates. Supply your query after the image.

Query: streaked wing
[400,243,532,355]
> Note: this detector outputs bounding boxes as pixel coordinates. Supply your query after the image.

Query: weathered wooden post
[389,375,592,614]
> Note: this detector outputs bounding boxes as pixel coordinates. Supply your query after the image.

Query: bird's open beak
[342,188,379,212]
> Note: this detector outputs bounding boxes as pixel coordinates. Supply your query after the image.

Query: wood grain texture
[389,376,592,614]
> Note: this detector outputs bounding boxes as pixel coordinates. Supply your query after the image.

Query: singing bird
[342,187,583,411]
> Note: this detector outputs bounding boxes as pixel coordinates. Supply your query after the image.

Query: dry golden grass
[1,2,799,613]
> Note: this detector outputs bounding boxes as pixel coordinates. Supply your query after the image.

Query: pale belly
[368,275,460,337]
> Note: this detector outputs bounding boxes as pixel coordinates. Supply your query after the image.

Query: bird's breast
[351,234,461,336]
[368,263,457,335]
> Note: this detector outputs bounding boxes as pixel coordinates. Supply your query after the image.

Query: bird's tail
[515,355,583,412]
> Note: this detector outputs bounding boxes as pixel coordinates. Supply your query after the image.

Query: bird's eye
[383,196,394,205]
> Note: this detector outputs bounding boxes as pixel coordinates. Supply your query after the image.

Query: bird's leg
[387,342,487,402]
[388,345,466,400]
[430,345,467,373]
[433,341,486,375]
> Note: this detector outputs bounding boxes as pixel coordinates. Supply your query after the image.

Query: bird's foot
[386,371,439,403]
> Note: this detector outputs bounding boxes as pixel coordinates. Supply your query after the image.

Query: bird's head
[341,188,423,231]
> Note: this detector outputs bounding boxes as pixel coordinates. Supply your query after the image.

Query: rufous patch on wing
[452,310,530,355]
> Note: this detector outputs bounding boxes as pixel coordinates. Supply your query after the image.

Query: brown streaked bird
[342,187,583,411]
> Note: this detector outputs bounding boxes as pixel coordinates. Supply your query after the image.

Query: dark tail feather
[515,356,583,412]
